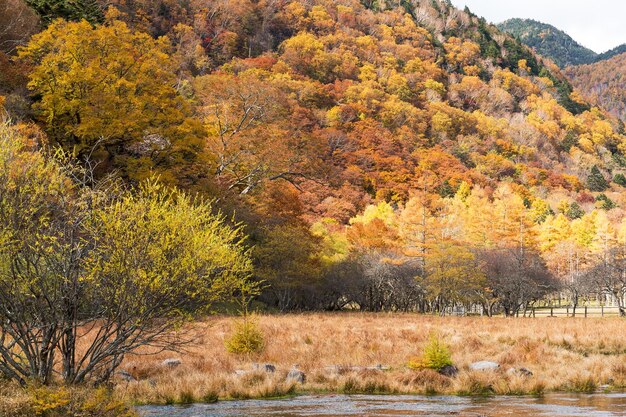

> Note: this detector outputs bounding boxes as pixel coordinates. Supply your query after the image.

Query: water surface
[138,393,626,417]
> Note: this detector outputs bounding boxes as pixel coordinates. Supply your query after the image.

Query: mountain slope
[595,44,626,62]
[497,18,596,67]
[4,0,626,312]
[7,0,624,218]
[566,52,626,121]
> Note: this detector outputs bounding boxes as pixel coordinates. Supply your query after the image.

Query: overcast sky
[450,0,626,53]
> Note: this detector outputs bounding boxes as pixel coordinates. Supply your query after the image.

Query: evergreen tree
[566,202,585,220]
[614,173,626,187]
[587,165,609,191]
[26,0,103,24]
[437,179,455,198]
[596,194,616,210]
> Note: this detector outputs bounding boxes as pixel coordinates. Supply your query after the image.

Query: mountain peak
[497,18,597,67]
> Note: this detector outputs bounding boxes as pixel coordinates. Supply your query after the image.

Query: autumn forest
[2,0,626,318]
[3,0,626,413]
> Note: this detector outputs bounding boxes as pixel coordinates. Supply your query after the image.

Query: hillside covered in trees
[497,18,626,135]
[498,18,626,70]
[566,52,626,123]
[497,18,598,68]
[1,0,626,316]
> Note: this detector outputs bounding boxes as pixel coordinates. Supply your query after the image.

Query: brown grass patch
[111,313,626,403]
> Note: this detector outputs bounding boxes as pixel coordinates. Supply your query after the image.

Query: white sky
[450,0,626,53]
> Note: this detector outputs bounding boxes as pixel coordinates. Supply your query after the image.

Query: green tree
[613,173,626,187]
[253,223,323,311]
[566,202,585,220]
[587,165,609,191]
[26,0,103,24]
[596,194,616,210]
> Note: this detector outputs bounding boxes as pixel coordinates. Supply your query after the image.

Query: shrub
[408,334,453,371]
[566,375,597,393]
[77,387,136,417]
[0,384,136,417]
[614,173,626,187]
[30,386,71,415]
[225,318,265,355]
[178,391,195,404]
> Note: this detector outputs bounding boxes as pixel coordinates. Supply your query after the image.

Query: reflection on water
[138,393,626,417]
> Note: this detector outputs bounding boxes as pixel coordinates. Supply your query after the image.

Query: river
[138,393,626,417]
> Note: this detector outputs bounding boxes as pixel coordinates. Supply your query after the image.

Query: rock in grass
[286,366,306,384]
[438,365,459,377]
[162,358,182,367]
[469,361,500,371]
[507,367,533,377]
[254,363,276,373]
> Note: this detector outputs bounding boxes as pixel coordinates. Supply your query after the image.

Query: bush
[177,391,195,404]
[201,391,219,403]
[566,375,597,393]
[614,173,626,187]
[225,318,265,355]
[0,383,136,417]
[408,334,453,371]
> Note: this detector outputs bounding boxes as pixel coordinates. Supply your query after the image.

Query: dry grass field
[114,314,626,404]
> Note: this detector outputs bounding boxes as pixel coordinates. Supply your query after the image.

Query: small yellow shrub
[0,384,136,417]
[408,334,453,371]
[225,318,265,355]
[30,386,70,416]
[80,387,136,417]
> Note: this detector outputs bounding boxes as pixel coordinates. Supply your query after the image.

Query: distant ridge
[497,18,596,67]
[595,44,626,62]
[497,18,626,69]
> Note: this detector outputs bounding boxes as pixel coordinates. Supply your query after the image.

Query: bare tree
[585,249,626,317]
[324,252,424,312]
[480,249,559,316]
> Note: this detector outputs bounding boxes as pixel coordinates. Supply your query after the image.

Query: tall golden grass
[113,314,625,404]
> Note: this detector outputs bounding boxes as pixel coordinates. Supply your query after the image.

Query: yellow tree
[538,214,571,254]
[398,195,447,268]
[348,202,398,251]
[18,13,206,185]
[424,241,485,314]
[492,185,537,253]
[77,180,254,384]
[455,186,497,248]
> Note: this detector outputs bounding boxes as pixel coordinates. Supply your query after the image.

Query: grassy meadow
[115,314,626,404]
